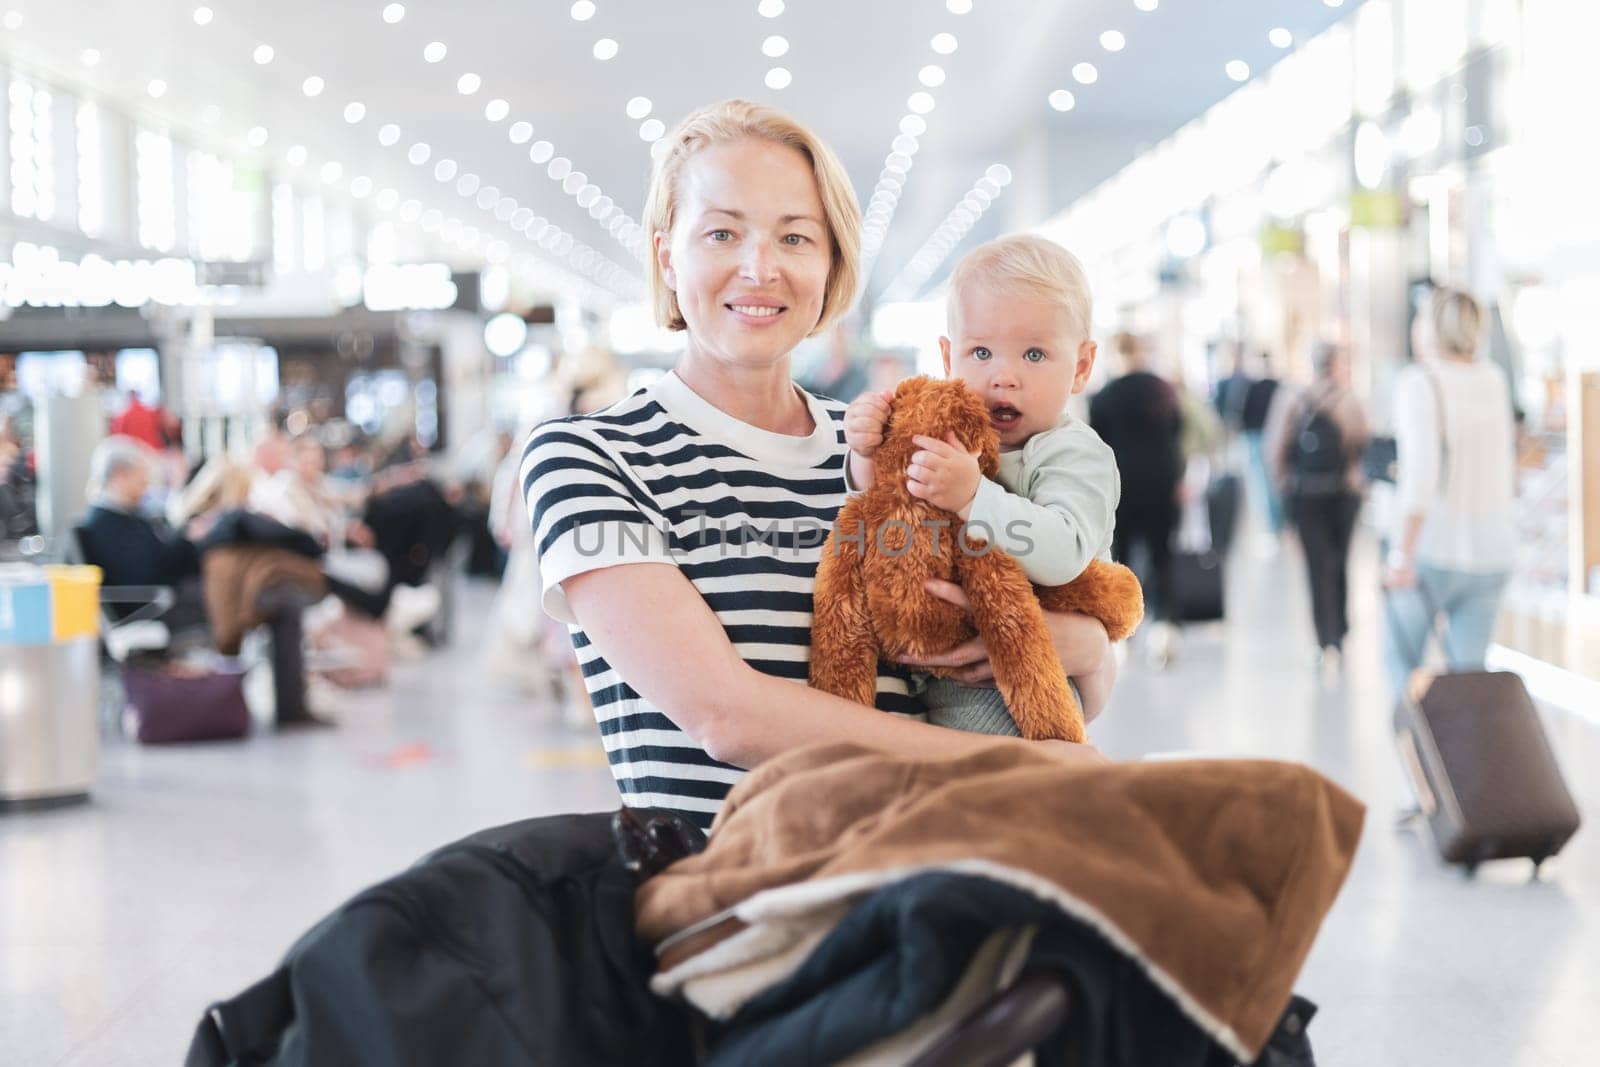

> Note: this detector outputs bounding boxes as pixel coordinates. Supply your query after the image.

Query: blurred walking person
[1091,332,1184,665]
[1269,344,1370,670]
[1382,288,1516,700]
[1238,352,1285,543]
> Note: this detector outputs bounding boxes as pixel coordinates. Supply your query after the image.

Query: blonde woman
[521,101,1115,830]
[1383,287,1516,698]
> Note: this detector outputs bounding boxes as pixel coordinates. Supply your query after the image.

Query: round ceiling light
[908,91,935,114]
[193,6,213,26]
[1100,30,1126,52]
[639,118,665,140]
[423,41,446,62]
[919,65,945,87]
[302,75,324,97]
[530,140,555,164]
[485,98,510,121]
[626,96,652,119]
[931,33,958,54]
[758,0,785,16]
[457,73,481,94]
[343,101,366,123]
[1072,62,1098,84]
[508,121,533,144]
[571,0,596,20]
[762,35,789,57]
[593,38,618,60]
[765,66,792,90]
[382,4,405,23]
[408,142,431,164]
[253,44,274,65]
[1225,59,1250,82]
[378,123,401,146]
[900,114,927,136]
[1048,89,1076,111]
[1269,27,1293,49]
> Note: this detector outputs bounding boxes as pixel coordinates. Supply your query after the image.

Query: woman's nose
[739,241,779,282]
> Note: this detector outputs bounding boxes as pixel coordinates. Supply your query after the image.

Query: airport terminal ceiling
[4,0,1367,300]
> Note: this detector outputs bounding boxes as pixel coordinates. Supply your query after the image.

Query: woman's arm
[561,562,1110,767]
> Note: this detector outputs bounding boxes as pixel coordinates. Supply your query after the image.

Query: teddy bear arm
[1034,559,1145,643]
[808,505,882,708]
[955,548,1086,743]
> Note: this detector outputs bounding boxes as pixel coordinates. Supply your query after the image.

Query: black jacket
[76,504,199,589]
[1090,372,1185,496]
[186,812,694,1067]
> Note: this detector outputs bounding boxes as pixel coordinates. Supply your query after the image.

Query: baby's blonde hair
[947,234,1092,343]
[644,99,860,336]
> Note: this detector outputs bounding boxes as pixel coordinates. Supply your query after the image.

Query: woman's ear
[655,231,676,290]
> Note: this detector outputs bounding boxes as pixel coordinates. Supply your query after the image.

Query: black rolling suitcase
[1394,670,1581,874]
[1170,549,1225,623]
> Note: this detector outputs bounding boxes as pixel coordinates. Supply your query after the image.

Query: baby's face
[941,285,1096,452]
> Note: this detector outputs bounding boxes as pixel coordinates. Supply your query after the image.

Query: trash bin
[0,564,102,811]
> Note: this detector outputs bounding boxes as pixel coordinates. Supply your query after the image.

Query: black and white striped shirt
[522,370,919,829]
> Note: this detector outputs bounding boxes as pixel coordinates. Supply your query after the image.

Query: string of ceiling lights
[396,5,649,286]
[162,3,641,302]
[879,0,1309,301]
[881,164,1010,302]
[858,0,972,289]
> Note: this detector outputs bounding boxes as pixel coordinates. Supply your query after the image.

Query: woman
[1267,344,1370,669]
[1383,287,1516,699]
[1089,332,1184,665]
[523,100,1114,829]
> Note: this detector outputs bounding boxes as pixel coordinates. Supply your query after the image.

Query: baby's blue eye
[971,347,991,361]
[1024,348,1047,363]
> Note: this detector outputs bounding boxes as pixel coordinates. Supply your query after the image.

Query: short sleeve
[521,421,675,623]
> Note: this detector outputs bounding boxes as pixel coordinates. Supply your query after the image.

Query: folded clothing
[638,741,1363,1063]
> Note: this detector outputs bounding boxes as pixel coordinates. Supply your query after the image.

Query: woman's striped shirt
[522,370,919,829]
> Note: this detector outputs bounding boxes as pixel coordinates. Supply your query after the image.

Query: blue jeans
[1382,563,1509,703]
[1243,431,1284,535]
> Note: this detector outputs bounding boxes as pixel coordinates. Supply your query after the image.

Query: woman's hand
[843,389,893,458]
[895,579,993,684]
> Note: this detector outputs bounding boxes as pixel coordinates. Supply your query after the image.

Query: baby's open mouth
[988,404,1022,429]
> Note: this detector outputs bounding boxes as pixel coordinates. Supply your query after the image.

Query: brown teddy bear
[809,376,1143,743]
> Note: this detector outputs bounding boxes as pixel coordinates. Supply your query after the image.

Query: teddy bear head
[876,376,1001,486]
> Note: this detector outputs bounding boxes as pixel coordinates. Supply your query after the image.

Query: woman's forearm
[708,667,1102,768]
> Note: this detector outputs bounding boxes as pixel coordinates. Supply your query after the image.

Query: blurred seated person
[258,433,441,634]
[76,437,204,626]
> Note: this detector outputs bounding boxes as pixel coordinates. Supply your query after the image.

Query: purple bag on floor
[121,662,251,743]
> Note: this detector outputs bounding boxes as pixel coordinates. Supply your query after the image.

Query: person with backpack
[1269,344,1370,669]
[1381,287,1516,702]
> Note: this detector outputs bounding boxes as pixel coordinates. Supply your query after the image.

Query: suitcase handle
[1396,728,1438,817]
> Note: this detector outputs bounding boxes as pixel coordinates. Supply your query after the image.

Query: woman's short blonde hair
[947,234,1093,343]
[643,99,860,335]
[1430,286,1484,357]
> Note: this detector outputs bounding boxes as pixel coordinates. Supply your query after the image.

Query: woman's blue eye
[1024,348,1047,363]
[783,233,808,246]
[971,347,991,361]
[709,229,733,242]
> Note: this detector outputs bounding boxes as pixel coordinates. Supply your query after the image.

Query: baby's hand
[843,390,893,458]
[907,433,982,516]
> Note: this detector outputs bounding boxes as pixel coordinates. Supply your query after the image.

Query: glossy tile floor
[3,526,1596,1066]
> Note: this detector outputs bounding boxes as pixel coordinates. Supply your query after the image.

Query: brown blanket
[636,742,1363,1061]
[201,545,326,655]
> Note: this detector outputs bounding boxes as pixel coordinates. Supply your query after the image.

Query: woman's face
[658,139,834,372]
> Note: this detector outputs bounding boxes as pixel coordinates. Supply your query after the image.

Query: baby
[843,234,1120,736]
